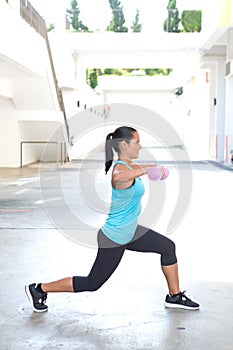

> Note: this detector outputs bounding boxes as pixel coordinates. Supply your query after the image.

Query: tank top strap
[115,160,131,169]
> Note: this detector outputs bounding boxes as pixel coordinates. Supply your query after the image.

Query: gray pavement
[0,156,233,350]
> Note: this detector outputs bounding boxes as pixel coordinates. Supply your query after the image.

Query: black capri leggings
[73,225,177,293]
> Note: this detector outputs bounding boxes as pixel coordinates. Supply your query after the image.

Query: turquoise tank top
[101,160,145,244]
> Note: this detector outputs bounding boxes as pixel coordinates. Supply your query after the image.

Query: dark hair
[105,126,137,174]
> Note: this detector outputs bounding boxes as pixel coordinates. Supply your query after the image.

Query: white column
[215,60,226,162]
[208,64,217,159]
[225,28,233,162]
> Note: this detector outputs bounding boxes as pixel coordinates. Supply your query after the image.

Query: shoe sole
[164,302,199,311]
[25,285,48,313]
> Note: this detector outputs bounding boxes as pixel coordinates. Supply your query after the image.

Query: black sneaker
[25,283,48,313]
[164,291,199,310]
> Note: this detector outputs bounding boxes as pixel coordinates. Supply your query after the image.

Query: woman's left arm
[132,164,166,177]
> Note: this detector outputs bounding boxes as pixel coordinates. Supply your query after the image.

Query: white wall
[0,97,20,167]
[0,1,66,167]
[0,96,65,167]
[0,1,46,78]
[1,0,231,166]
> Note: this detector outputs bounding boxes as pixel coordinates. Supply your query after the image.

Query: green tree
[131,9,142,32]
[103,68,114,75]
[181,10,202,32]
[163,0,180,32]
[107,0,128,32]
[86,69,98,89]
[145,68,172,76]
[66,0,89,32]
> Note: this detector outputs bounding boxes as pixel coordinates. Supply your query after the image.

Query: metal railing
[20,141,66,167]
[20,0,47,38]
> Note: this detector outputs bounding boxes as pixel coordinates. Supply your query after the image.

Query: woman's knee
[167,238,176,254]
[161,238,177,266]
[73,276,103,292]
[87,278,104,292]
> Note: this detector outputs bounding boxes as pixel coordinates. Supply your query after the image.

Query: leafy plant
[107,0,128,32]
[66,0,89,32]
[181,10,202,32]
[131,9,142,32]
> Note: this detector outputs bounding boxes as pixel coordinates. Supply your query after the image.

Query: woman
[25,126,199,312]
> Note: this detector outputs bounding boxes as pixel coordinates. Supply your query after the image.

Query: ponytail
[105,133,114,174]
[104,126,137,174]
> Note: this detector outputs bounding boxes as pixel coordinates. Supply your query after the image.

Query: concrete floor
[0,155,233,350]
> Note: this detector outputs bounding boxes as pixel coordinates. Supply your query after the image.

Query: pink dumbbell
[147,167,169,181]
[160,167,169,180]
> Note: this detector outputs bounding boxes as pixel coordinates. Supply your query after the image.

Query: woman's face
[120,132,142,159]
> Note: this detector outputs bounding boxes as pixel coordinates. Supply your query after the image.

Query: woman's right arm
[112,163,146,189]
